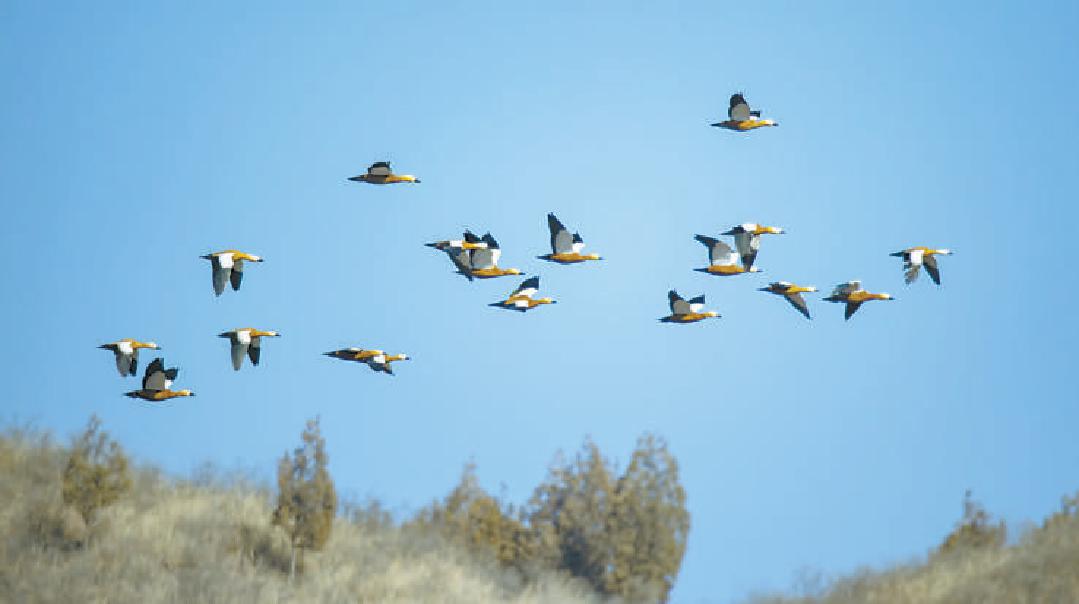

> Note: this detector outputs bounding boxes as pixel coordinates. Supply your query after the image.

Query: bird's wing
[448,247,473,273]
[845,301,864,320]
[834,281,860,296]
[785,292,811,319]
[669,290,691,315]
[548,214,573,254]
[733,232,761,268]
[115,350,133,376]
[904,264,921,284]
[694,235,731,265]
[908,248,924,266]
[571,232,586,253]
[688,295,706,313]
[248,337,261,366]
[212,265,230,296]
[231,341,248,370]
[368,161,392,176]
[511,276,540,299]
[143,358,167,390]
[463,230,483,245]
[729,94,751,121]
[924,255,941,285]
[230,258,244,291]
[714,241,737,266]
[469,247,495,270]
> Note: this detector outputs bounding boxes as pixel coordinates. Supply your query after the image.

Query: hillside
[0,426,603,603]
[749,494,1079,604]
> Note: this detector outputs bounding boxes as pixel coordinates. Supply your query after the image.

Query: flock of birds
[98,93,953,400]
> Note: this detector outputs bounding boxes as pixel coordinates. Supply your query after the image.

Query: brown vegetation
[749,491,1079,604]
[0,421,692,603]
[271,417,337,582]
[411,435,690,603]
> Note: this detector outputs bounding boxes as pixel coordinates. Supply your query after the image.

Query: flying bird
[891,247,953,285]
[759,281,817,320]
[711,93,778,131]
[660,290,719,323]
[347,161,420,185]
[468,233,524,279]
[538,213,602,264]
[721,223,784,271]
[490,276,556,312]
[218,328,280,370]
[823,281,894,320]
[693,235,762,276]
[124,357,194,401]
[324,348,409,375]
[98,339,160,377]
[200,250,263,296]
[426,230,487,281]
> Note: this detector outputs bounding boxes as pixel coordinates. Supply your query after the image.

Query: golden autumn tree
[413,462,535,568]
[605,434,689,602]
[936,490,1006,557]
[272,417,337,582]
[62,415,131,525]
[527,434,689,602]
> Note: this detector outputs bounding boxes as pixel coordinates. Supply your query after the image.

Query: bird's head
[762,225,785,235]
[748,266,764,273]
[934,248,954,255]
[238,253,263,262]
[255,330,280,337]
[176,390,195,397]
[137,341,161,350]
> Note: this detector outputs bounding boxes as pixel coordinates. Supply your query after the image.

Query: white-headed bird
[467,233,524,279]
[99,339,160,377]
[539,213,602,264]
[324,348,409,375]
[891,247,953,285]
[823,281,894,320]
[427,230,487,281]
[660,290,719,323]
[694,235,762,276]
[218,328,280,370]
[490,276,556,312]
[722,223,784,271]
[201,250,263,296]
[124,357,194,401]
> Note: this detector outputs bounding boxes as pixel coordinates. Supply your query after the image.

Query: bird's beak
[413,179,421,183]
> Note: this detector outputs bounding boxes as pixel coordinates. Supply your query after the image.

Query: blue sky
[2,2,1077,601]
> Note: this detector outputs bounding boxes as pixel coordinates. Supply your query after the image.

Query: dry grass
[0,427,604,604]
[748,500,1079,604]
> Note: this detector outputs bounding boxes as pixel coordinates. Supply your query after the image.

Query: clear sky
[2,2,1077,602]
